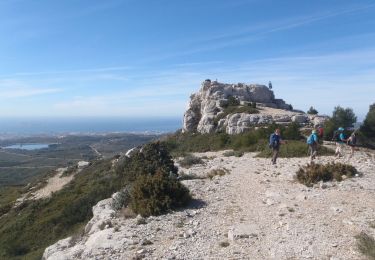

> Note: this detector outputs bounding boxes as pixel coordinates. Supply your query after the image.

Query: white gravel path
[44,147,375,260]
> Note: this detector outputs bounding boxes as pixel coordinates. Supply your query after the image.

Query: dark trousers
[272,147,279,164]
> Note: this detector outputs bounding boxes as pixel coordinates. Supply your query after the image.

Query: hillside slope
[44,148,375,259]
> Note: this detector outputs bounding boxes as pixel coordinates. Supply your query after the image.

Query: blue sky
[0,0,374,120]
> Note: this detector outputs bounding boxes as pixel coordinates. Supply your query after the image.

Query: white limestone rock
[292,114,309,123]
[182,80,316,134]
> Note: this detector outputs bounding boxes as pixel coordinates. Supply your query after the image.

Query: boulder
[292,114,308,123]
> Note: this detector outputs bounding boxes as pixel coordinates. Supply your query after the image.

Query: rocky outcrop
[183,80,328,134]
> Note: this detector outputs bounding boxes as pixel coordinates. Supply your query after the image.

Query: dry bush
[296,162,358,186]
[355,232,375,259]
[178,154,204,168]
[206,168,230,179]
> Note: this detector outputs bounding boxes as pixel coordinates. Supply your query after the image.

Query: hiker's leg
[275,149,279,164]
[339,143,344,157]
[350,146,355,158]
[272,148,279,164]
[312,144,317,159]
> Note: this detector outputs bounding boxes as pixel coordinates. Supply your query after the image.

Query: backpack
[307,134,315,145]
[332,131,341,142]
[269,133,278,149]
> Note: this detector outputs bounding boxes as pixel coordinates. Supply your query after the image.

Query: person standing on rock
[269,128,286,165]
[307,130,319,163]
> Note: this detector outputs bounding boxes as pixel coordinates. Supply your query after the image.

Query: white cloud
[0,79,61,98]
[0,66,133,78]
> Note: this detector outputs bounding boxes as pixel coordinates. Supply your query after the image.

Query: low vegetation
[359,103,375,149]
[296,162,358,186]
[178,154,204,168]
[163,123,334,158]
[0,159,118,259]
[256,140,335,158]
[130,171,191,217]
[223,150,244,157]
[323,106,357,141]
[0,141,190,260]
[163,123,278,156]
[307,106,318,115]
[206,168,230,179]
[355,232,375,260]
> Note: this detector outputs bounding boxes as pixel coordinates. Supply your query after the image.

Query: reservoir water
[3,143,51,150]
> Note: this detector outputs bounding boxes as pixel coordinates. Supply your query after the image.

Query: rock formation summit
[183,80,327,134]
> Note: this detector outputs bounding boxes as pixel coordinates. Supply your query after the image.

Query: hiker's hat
[312,130,317,134]
[338,127,344,131]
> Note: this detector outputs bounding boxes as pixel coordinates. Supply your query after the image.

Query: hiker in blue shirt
[269,128,286,165]
[334,127,347,158]
[307,129,319,162]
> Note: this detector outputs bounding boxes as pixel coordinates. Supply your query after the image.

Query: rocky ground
[43,147,375,260]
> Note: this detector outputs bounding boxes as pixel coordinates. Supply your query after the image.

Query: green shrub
[355,232,375,259]
[163,132,231,156]
[361,103,375,139]
[282,122,302,140]
[178,154,204,168]
[0,203,12,217]
[116,141,177,183]
[223,95,240,107]
[307,106,318,115]
[111,188,131,211]
[130,171,191,217]
[324,106,357,140]
[296,162,358,186]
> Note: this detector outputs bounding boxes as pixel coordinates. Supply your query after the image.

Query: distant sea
[0,117,181,137]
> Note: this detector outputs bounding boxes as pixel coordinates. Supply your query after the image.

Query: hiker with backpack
[307,129,319,162]
[347,131,357,158]
[333,127,347,158]
[269,128,286,165]
[317,126,324,144]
